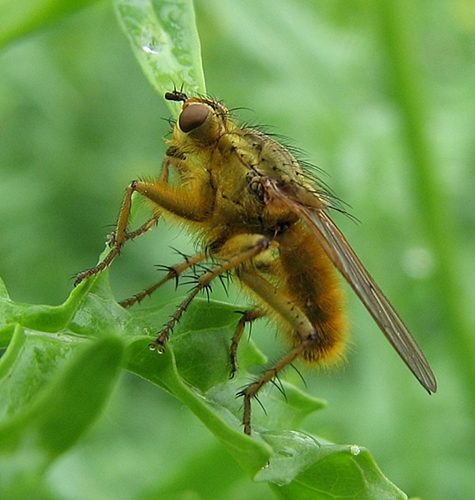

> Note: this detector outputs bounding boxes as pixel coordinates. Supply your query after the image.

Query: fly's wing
[265,180,437,393]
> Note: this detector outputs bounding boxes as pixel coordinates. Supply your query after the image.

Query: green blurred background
[1,0,475,499]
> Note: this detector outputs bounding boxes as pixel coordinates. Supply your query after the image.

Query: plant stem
[376,0,475,410]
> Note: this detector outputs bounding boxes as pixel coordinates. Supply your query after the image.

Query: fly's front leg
[75,180,160,285]
[116,155,173,243]
[75,158,215,286]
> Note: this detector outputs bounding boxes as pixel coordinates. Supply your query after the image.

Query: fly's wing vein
[265,180,437,393]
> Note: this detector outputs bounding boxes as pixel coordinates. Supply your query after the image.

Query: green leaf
[0,270,408,497]
[0,273,125,492]
[258,431,407,499]
[113,0,206,114]
[0,0,100,49]
[0,330,124,492]
[124,298,273,475]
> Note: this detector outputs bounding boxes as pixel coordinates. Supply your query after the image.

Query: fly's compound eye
[179,104,210,133]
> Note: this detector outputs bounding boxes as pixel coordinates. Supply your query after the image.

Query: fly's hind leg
[236,265,318,435]
[149,235,270,353]
[229,309,266,378]
[237,341,313,435]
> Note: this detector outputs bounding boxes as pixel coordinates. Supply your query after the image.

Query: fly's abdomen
[278,223,347,364]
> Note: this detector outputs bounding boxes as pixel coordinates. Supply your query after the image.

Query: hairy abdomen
[277,223,347,364]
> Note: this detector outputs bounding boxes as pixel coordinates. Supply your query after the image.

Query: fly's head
[166,91,232,152]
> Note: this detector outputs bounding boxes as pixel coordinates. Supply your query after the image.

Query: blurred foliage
[0,0,474,499]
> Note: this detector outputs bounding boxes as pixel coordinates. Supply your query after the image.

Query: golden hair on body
[76,91,436,435]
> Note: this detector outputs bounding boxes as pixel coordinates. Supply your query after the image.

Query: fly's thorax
[239,131,303,182]
[240,131,328,210]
